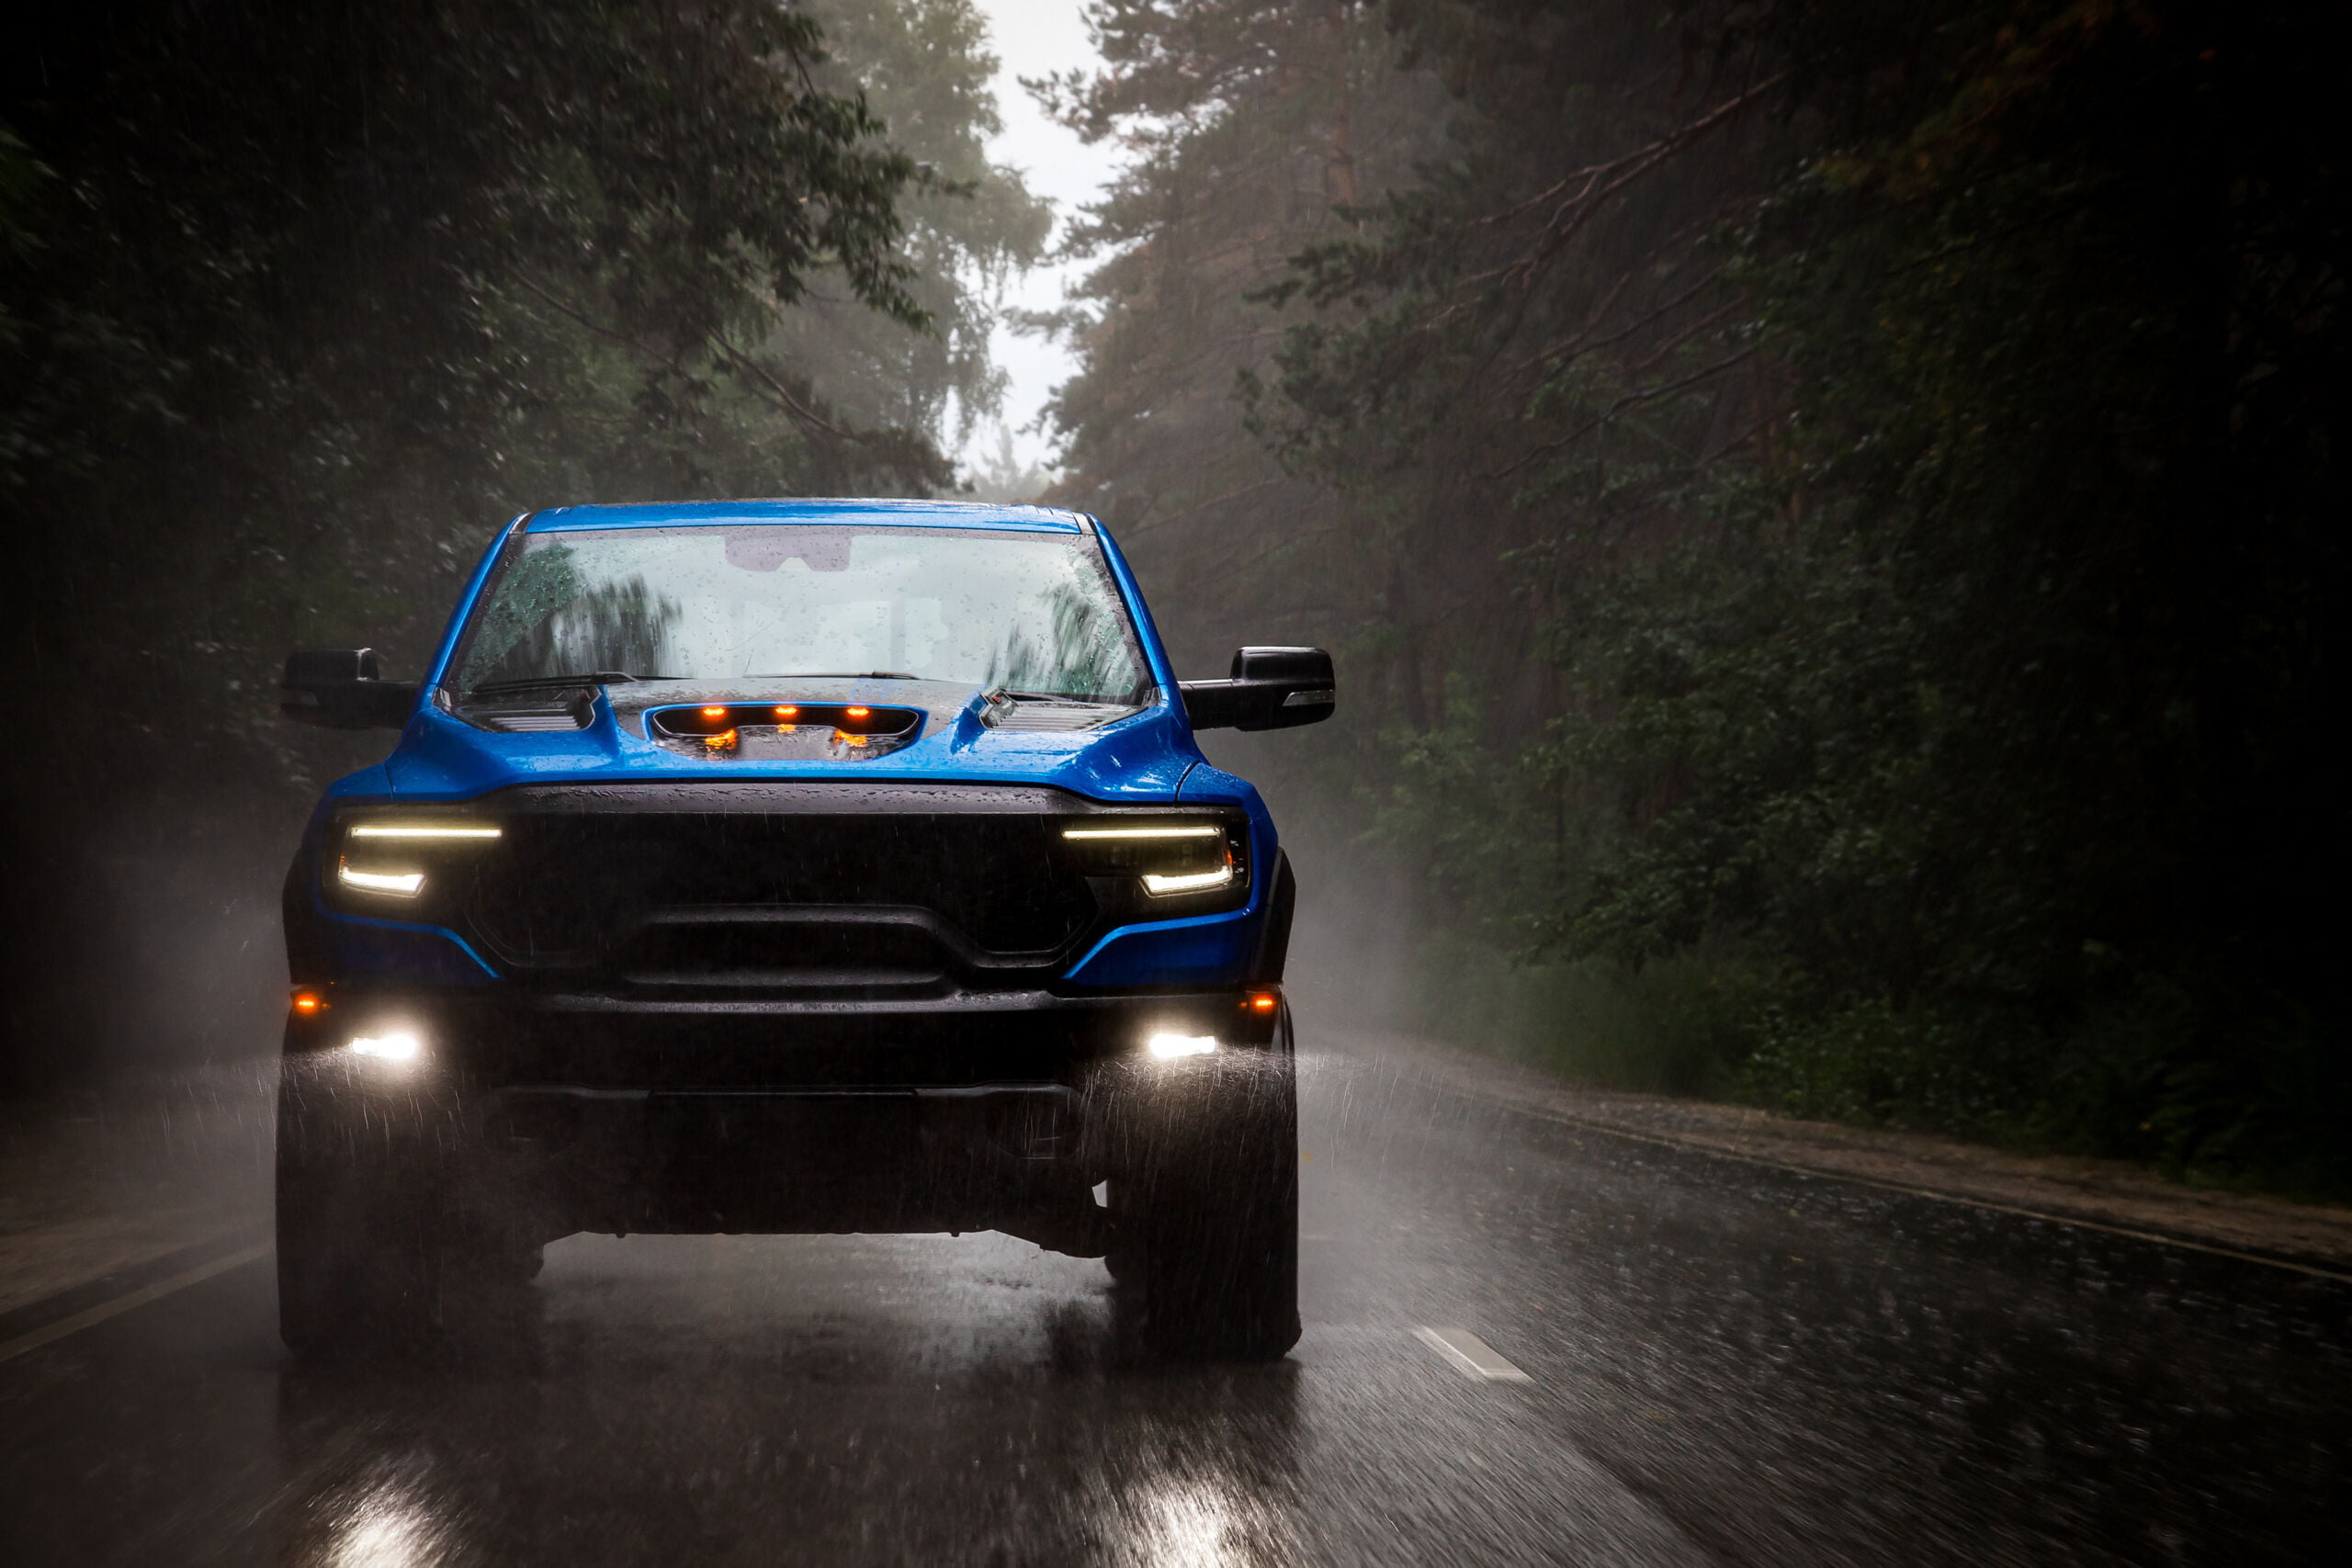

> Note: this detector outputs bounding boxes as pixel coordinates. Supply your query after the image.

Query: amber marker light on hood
[846,705,870,718]
[775,705,798,719]
[702,705,728,719]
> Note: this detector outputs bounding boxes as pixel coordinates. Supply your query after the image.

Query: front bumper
[283,983,1283,1089]
[277,984,1287,1247]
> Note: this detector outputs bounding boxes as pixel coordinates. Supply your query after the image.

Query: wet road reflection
[272,1233,1309,1567]
[1,1043,2345,1565]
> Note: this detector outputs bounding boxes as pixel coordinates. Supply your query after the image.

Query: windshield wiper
[465,672,672,696]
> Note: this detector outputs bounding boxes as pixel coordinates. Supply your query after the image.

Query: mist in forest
[3,1,2344,1195]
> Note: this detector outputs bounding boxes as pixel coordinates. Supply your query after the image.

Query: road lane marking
[1466,1092,2352,1285]
[1416,1325,1532,1382]
[0,1243,270,1365]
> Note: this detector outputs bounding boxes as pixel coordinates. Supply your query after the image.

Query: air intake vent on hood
[982,695,1137,732]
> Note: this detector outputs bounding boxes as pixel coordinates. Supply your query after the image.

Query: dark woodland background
[3,0,2344,1195]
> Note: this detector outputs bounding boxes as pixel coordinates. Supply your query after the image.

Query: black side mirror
[1180,647,1336,732]
[280,649,420,730]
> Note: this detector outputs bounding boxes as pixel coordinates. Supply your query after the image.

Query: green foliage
[964,426,1057,503]
[0,0,1031,1083]
[781,0,1053,447]
[1416,940,1771,1098]
[1048,0,2351,1193]
[1030,0,1441,678]
[0,0,1053,803]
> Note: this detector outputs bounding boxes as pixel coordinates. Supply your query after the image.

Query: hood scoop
[645,701,922,761]
[980,690,1140,732]
[443,685,597,733]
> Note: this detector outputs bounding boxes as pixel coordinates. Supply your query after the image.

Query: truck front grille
[457,784,1100,995]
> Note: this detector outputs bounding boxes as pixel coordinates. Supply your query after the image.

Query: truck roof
[523,498,1091,534]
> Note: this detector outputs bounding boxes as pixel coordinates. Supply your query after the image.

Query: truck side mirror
[1180,647,1336,731]
[279,649,420,729]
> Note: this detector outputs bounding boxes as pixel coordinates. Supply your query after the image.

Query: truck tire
[1119,1015,1300,1361]
[275,1060,521,1359]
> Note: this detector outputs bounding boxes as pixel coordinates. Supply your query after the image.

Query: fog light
[1147,1032,1218,1059]
[348,1032,423,1063]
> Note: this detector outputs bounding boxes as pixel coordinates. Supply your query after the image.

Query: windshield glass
[449,525,1147,701]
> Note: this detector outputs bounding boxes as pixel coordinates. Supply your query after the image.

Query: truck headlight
[1059,819,1248,904]
[324,815,502,909]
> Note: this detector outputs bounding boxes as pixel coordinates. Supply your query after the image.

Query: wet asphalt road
[2,1040,2346,1567]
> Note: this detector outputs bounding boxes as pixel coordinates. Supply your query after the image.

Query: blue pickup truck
[274,499,1333,1360]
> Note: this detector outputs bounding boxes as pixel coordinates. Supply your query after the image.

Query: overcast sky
[961,0,1121,479]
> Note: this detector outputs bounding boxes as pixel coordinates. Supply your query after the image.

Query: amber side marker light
[1246,990,1280,1014]
[846,705,870,719]
[775,705,798,719]
[291,989,326,1017]
[701,705,728,719]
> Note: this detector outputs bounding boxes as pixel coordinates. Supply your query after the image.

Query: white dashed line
[1416,1325,1532,1382]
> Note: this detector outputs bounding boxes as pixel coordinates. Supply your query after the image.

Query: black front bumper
[278,985,1285,1247]
[287,983,1280,1088]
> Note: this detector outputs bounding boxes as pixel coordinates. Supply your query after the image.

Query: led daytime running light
[338,863,424,897]
[347,825,502,840]
[1062,826,1222,840]
[1142,865,1235,897]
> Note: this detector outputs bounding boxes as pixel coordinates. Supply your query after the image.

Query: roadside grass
[1403,932,1762,1097]
[1404,938,2352,1204]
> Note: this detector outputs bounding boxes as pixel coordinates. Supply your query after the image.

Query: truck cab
[274,499,1333,1360]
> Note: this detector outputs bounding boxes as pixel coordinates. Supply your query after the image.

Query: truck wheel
[277,1094,435,1358]
[1122,1041,1300,1361]
[276,1063,520,1359]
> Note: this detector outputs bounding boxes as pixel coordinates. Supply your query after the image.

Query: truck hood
[367,677,1204,804]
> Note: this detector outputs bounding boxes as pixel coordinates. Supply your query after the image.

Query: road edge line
[0,1242,272,1365]
[1466,1093,2352,1285]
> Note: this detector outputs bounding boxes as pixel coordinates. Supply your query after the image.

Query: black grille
[456,784,1101,995]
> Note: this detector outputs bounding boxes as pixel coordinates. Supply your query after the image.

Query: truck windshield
[449,525,1148,702]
